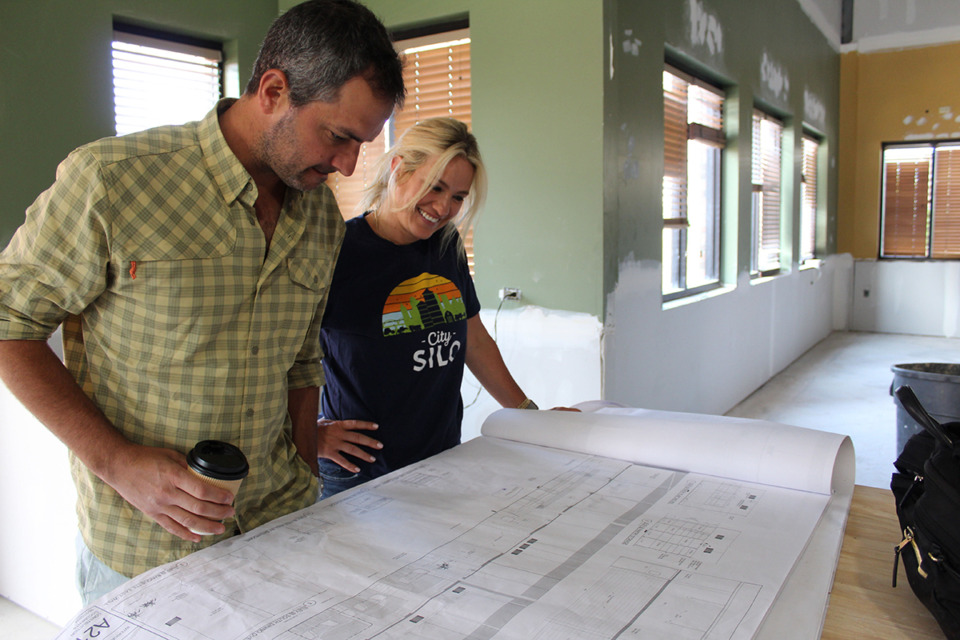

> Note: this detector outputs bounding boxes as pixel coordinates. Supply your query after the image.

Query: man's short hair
[246,0,404,109]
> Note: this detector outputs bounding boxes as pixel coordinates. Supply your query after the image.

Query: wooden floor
[822,485,944,639]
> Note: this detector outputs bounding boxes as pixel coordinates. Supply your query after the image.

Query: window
[751,110,784,275]
[330,29,473,270]
[881,142,960,259]
[112,26,223,136]
[662,66,725,299]
[393,33,472,136]
[800,134,821,262]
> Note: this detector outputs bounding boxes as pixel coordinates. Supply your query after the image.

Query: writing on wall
[760,51,790,101]
[804,88,826,128]
[689,0,723,55]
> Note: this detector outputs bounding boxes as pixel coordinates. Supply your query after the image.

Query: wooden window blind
[751,111,783,274]
[662,68,725,230]
[662,66,724,297]
[881,142,960,259]
[881,146,932,258]
[330,33,474,271]
[662,70,689,233]
[393,38,471,134]
[112,28,222,136]
[800,135,820,262]
[932,145,960,259]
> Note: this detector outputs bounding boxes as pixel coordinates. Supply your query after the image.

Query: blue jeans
[317,458,369,500]
[75,534,130,606]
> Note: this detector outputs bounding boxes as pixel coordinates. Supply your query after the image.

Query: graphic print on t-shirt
[382,272,468,337]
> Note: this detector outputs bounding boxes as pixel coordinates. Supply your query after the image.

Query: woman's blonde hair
[358,117,487,255]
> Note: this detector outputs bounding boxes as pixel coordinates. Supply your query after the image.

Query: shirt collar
[198,99,308,214]
[199,98,258,209]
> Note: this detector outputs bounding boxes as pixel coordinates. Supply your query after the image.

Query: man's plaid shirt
[0,101,344,576]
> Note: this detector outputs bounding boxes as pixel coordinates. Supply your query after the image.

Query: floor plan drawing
[56,406,854,640]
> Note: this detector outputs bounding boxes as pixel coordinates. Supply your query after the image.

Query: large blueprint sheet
[58,407,854,640]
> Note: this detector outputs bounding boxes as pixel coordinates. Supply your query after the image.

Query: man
[0,0,402,605]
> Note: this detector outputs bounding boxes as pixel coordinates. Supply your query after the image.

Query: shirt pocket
[287,257,326,294]
[278,257,333,339]
[102,252,245,369]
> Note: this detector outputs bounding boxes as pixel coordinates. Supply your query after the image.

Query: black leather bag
[892,384,960,640]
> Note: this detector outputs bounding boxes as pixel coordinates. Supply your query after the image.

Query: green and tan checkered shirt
[0,100,344,577]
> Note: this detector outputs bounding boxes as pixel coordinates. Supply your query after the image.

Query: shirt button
[245,408,254,418]
[251,346,259,355]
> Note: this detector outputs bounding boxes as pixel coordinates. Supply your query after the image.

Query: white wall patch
[804,88,826,127]
[689,0,723,55]
[761,51,790,100]
[622,28,642,56]
[901,107,960,140]
[609,32,615,80]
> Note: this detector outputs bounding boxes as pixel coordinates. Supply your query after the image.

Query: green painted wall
[0,0,277,247]
[349,0,606,316]
[605,0,840,296]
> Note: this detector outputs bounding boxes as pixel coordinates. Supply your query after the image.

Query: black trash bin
[891,363,960,455]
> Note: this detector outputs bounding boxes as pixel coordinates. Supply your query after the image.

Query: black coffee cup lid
[187,440,249,480]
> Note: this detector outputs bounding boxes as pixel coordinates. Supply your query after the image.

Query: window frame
[880,140,960,260]
[111,23,224,137]
[800,131,822,264]
[750,108,785,277]
[661,63,726,302]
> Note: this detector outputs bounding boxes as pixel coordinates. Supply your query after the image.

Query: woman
[316,117,538,499]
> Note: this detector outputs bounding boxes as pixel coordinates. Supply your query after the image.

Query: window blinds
[112,30,222,136]
[800,135,820,262]
[662,70,689,231]
[662,67,724,229]
[662,66,724,296]
[881,146,932,258]
[394,38,471,134]
[752,111,783,273]
[932,145,960,259]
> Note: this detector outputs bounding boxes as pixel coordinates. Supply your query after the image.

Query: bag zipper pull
[894,527,927,588]
[894,538,902,587]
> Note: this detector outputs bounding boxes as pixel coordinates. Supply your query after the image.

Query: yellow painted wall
[839,42,960,258]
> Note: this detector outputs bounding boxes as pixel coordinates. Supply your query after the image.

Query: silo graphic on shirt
[382,272,467,336]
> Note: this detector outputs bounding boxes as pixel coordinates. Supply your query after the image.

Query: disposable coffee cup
[187,440,249,534]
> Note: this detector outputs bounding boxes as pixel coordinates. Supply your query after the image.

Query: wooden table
[821,484,944,639]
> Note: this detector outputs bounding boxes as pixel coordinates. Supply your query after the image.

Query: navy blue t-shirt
[320,213,480,479]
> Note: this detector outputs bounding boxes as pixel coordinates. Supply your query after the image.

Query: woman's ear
[389,155,411,188]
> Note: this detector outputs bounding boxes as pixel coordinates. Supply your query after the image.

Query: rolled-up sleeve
[0,149,111,340]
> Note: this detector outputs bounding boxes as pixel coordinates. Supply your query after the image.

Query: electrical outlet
[498,287,522,301]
